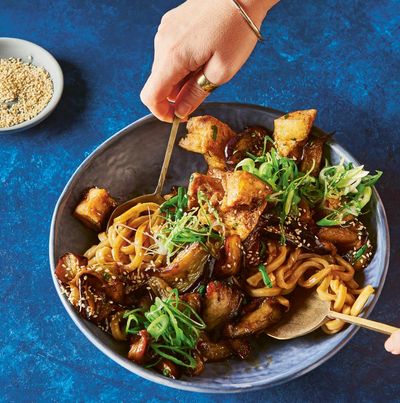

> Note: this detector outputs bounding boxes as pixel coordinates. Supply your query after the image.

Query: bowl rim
[0,37,64,133]
[49,102,390,393]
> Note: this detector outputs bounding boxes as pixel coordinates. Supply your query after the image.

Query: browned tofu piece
[179,116,236,170]
[222,171,270,209]
[74,187,117,231]
[222,207,267,241]
[273,109,317,158]
[220,171,271,240]
[187,172,225,209]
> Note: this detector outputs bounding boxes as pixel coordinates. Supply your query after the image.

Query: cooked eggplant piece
[180,292,202,313]
[55,253,87,283]
[103,279,126,304]
[227,338,251,360]
[186,351,205,377]
[148,276,173,299]
[261,213,329,253]
[179,115,236,170]
[225,126,273,169]
[160,243,209,292]
[318,226,361,253]
[187,173,224,209]
[202,281,242,330]
[155,358,181,379]
[273,109,317,159]
[243,226,262,268]
[73,271,116,322]
[298,198,314,226]
[344,238,373,270]
[225,298,283,338]
[74,187,117,231]
[197,334,250,361]
[319,240,337,255]
[300,134,329,176]
[214,234,242,278]
[128,330,150,364]
[197,335,233,362]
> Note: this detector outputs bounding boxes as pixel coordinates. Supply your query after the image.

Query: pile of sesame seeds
[0,57,53,128]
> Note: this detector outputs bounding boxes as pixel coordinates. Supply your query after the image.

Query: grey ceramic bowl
[0,37,63,133]
[49,103,389,393]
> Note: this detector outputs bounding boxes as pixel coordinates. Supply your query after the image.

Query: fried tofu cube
[223,171,270,209]
[179,116,236,170]
[187,173,225,209]
[74,187,117,231]
[220,171,270,240]
[273,109,317,158]
[222,204,267,241]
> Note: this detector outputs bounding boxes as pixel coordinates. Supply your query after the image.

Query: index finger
[140,58,191,122]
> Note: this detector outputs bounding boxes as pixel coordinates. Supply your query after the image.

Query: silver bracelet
[231,0,264,42]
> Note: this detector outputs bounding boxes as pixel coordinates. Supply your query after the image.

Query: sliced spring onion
[197,285,206,296]
[151,344,197,368]
[211,125,218,141]
[154,188,223,263]
[235,144,382,230]
[258,264,272,288]
[354,244,368,261]
[124,290,206,369]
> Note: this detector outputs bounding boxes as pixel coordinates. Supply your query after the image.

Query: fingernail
[385,338,394,353]
[175,102,192,119]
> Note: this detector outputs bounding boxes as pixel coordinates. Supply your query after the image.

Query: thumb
[174,56,233,119]
[385,331,400,355]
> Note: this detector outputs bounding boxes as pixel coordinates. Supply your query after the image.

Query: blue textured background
[1,0,399,401]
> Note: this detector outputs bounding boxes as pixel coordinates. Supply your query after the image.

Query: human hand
[385,331,400,355]
[141,0,278,122]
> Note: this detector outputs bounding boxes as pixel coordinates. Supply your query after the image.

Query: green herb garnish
[197,285,206,296]
[236,147,319,226]
[159,186,188,221]
[124,289,206,369]
[211,125,218,141]
[354,244,368,261]
[236,147,382,230]
[156,188,223,263]
[258,264,272,288]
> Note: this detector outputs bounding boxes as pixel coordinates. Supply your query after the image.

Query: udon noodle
[245,242,374,333]
[84,202,165,270]
[83,201,374,336]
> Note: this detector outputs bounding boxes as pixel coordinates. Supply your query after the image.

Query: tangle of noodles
[84,202,165,271]
[246,241,374,334]
[84,202,375,337]
[83,202,374,336]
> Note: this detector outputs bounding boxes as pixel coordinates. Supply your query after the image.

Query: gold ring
[196,72,219,93]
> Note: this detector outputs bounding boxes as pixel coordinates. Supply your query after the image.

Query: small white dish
[0,37,64,133]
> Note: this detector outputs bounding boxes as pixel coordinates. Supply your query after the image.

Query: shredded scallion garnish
[258,264,272,288]
[235,145,382,230]
[155,188,224,263]
[353,244,368,261]
[124,289,206,369]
